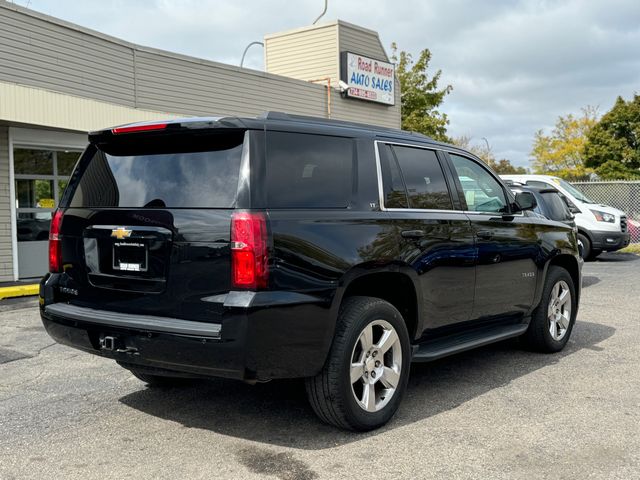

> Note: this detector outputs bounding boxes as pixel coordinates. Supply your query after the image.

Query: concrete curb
[0,284,39,300]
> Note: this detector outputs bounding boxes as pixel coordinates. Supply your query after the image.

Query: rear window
[525,180,550,188]
[541,191,572,221]
[67,131,245,208]
[266,132,353,208]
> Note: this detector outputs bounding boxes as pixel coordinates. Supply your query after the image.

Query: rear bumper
[40,275,336,381]
[590,230,631,251]
[45,303,223,337]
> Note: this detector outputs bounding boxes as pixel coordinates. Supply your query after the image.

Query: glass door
[14,148,80,278]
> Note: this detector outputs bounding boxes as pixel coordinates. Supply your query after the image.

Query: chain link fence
[573,181,640,244]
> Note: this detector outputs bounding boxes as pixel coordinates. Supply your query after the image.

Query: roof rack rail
[258,111,434,141]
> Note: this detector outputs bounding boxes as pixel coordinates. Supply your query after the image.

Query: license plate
[113,242,148,272]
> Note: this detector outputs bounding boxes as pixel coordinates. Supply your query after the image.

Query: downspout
[309,78,332,118]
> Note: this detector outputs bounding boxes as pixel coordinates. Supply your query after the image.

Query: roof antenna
[312,0,328,25]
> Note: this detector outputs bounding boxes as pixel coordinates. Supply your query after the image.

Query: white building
[0,1,400,279]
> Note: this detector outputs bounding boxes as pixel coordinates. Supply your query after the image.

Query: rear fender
[330,262,423,339]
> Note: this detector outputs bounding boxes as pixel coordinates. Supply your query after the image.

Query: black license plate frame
[112,241,148,273]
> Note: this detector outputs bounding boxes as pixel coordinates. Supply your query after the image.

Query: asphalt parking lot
[1,252,639,480]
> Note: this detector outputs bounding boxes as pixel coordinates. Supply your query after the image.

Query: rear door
[445,153,539,320]
[377,142,476,335]
[58,128,249,321]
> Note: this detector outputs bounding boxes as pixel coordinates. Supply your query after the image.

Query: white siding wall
[0,126,12,281]
[0,82,179,133]
[0,3,400,129]
[264,23,339,84]
[134,50,327,118]
[338,22,390,62]
[0,4,135,106]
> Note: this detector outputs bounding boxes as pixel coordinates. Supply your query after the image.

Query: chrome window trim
[464,210,525,217]
[373,140,462,213]
[386,208,466,214]
[236,130,251,207]
[373,140,525,217]
[373,140,387,211]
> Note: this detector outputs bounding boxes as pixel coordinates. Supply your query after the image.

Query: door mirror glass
[515,191,537,211]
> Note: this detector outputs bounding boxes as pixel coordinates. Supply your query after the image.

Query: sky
[14,0,640,168]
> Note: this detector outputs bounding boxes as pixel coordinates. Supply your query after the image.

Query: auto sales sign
[341,52,395,106]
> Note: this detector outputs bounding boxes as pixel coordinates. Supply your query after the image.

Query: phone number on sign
[349,87,377,100]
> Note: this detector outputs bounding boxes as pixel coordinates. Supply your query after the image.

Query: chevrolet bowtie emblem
[111,227,132,240]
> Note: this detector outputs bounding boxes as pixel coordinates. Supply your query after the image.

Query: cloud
[24,0,640,167]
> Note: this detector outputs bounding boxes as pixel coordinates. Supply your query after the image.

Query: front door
[447,153,538,320]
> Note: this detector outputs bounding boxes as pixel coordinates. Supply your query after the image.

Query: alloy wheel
[548,280,572,341]
[349,319,402,413]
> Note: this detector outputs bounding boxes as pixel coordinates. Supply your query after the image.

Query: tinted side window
[389,146,452,210]
[450,154,507,213]
[266,132,353,208]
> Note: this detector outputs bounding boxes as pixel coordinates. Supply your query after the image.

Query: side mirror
[515,191,537,211]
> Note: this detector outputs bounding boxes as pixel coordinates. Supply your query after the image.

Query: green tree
[452,136,527,174]
[492,158,528,174]
[584,94,640,179]
[35,180,53,205]
[594,160,640,180]
[530,107,599,180]
[391,43,452,142]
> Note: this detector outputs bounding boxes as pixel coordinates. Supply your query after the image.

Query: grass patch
[620,243,640,254]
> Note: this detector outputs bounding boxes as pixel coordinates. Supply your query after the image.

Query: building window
[14,148,81,242]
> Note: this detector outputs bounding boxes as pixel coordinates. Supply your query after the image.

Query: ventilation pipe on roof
[312,0,328,25]
[240,41,264,68]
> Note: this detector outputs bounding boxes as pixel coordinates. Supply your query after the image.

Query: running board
[411,323,529,362]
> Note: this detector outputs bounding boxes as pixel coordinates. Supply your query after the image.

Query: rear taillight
[231,212,268,289]
[49,209,64,273]
[111,122,168,134]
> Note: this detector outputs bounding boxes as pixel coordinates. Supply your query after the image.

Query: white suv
[501,174,630,259]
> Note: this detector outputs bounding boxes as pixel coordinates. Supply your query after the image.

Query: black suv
[40,113,581,431]
[509,184,577,229]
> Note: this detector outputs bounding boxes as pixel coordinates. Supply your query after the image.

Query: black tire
[577,232,590,259]
[305,296,411,431]
[522,266,577,353]
[128,368,195,388]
